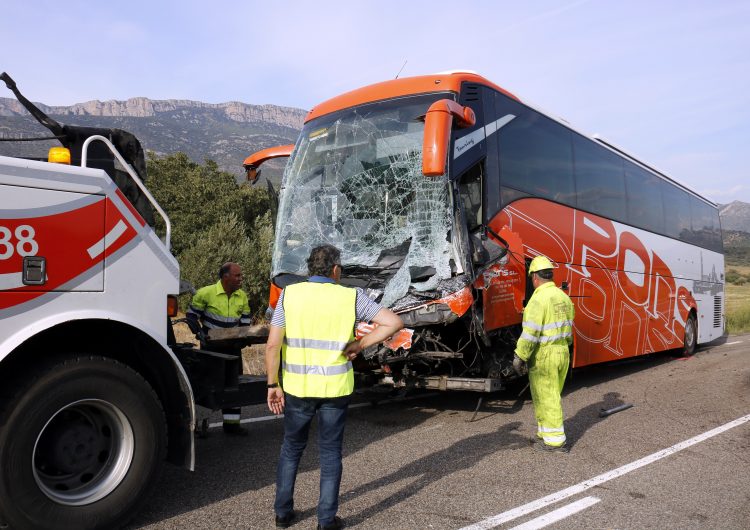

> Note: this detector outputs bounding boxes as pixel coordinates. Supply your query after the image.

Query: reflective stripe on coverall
[515,281,575,447]
[281,282,356,398]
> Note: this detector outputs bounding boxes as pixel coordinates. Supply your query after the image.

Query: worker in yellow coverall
[513,255,575,453]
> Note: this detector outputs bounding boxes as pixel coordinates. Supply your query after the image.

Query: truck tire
[681,312,698,357]
[0,355,166,530]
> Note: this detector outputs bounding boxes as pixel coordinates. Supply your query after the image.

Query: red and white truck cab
[0,73,268,530]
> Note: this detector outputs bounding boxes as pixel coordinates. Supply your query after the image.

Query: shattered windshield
[272,94,455,306]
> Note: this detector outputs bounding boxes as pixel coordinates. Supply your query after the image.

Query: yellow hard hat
[528,255,554,275]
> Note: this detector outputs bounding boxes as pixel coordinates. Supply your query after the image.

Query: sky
[2,0,749,204]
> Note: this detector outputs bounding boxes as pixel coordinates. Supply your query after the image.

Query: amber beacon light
[48,146,71,164]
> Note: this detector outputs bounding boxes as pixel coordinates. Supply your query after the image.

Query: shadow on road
[564,391,625,448]
[341,421,526,527]
[129,337,732,527]
[127,397,441,528]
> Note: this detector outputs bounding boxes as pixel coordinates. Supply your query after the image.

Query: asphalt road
[129,334,750,530]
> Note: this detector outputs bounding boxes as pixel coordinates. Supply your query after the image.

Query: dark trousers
[222,347,242,424]
[274,393,350,525]
[202,341,243,424]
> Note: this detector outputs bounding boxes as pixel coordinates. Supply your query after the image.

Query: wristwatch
[267,382,279,389]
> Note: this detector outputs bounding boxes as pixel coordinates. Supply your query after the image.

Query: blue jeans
[274,393,350,525]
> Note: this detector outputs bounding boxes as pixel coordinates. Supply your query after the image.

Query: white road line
[205,392,440,429]
[725,341,743,345]
[508,497,601,530]
[460,413,750,530]
[208,413,276,429]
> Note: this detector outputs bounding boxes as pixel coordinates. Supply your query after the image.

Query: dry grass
[172,320,266,375]
[724,263,750,276]
[242,345,266,375]
[725,282,750,313]
[726,281,750,334]
[728,264,750,274]
[725,261,750,334]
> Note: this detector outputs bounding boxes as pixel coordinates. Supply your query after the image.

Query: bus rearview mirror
[422,99,476,177]
[242,144,295,184]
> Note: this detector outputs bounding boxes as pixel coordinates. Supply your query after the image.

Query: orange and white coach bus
[247,71,724,391]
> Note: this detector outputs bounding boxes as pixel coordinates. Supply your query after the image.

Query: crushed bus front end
[266,86,528,391]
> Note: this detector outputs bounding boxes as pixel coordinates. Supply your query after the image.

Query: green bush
[725,246,750,266]
[146,152,274,318]
[725,269,750,285]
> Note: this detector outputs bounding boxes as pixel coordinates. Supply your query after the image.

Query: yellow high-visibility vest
[281,282,356,398]
[515,282,575,362]
[187,280,251,330]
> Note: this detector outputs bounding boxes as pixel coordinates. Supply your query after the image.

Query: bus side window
[458,163,483,232]
[493,96,575,207]
[624,162,665,235]
[660,180,692,240]
[572,134,627,223]
[689,197,722,252]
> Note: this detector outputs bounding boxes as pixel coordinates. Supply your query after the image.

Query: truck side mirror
[421,99,476,177]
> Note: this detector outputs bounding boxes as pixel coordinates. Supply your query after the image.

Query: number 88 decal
[0,225,39,260]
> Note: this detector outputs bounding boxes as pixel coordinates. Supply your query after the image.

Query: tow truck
[0,73,270,530]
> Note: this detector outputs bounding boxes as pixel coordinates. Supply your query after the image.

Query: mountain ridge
[0,96,306,180]
[719,200,750,233]
[0,96,306,129]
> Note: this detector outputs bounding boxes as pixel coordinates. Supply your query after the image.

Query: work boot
[275,510,297,528]
[223,423,249,436]
[534,440,569,453]
[317,515,344,530]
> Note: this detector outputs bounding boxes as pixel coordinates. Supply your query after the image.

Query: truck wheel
[0,355,166,530]
[681,312,697,357]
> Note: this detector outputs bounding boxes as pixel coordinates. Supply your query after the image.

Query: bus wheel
[681,312,697,357]
[0,355,166,530]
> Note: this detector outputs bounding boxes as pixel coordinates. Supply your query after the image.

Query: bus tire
[681,312,698,357]
[0,355,166,530]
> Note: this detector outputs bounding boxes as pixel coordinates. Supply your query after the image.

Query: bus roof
[305,72,518,123]
[304,71,716,209]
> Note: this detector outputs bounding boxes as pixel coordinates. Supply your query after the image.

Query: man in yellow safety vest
[186,262,251,435]
[513,255,575,453]
[265,245,403,530]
